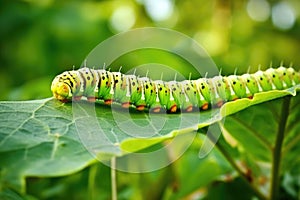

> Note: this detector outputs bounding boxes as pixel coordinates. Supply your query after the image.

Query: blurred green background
[0,0,299,100]
[1,1,300,199]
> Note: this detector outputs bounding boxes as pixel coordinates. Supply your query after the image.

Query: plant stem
[88,164,97,200]
[111,157,117,200]
[270,96,291,200]
[213,133,267,200]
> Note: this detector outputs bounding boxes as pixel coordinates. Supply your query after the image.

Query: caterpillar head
[51,71,77,102]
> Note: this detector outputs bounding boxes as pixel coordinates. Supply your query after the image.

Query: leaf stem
[213,134,267,200]
[111,157,117,200]
[270,96,291,200]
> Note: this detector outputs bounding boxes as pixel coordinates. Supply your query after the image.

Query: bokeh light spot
[110,6,136,32]
[246,0,270,22]
[144,0,174,22]
[271,2,295,30]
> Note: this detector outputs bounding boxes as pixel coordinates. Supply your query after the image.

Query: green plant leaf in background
[0,84,299,199]
[215,94,300,199]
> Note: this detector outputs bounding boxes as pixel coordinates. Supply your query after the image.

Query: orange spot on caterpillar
[170,105,177,113]
[63,85,68,92]
[152,107,161,113]
[87,97,96,102]
[73,96,82,101]
[122,102,130,108]
[136,105,145,111]
[248,95,253,99]
[216,100,224,108]
[201,103,209,110]
[185,105,193,112]
[104,99,112,105]
[60,99,69,103]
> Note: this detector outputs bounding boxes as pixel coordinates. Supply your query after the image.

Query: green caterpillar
[51,66,300,113]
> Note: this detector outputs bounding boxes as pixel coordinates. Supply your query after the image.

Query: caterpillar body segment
[51,66,300,113]
[240,73,260,98]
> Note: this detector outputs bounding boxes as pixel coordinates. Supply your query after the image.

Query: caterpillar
[51,66,300,113]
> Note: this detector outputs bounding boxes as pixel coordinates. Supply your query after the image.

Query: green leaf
[0,84,299,194]
[215,93,300,199]
[0,99,96,193]
[162,135,235,200]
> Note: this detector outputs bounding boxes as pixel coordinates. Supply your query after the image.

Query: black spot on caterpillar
[51,66,300,113]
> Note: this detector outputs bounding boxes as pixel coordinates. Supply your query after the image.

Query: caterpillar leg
[122,102,130,108]
[170,105,177,113]
[185,105,193,112]
[87,97,96,102]
[150,103,162,113]
[201,103,209,110]
[60,99,70,103]
[135,99,147,111]
[136,105,145,111]
[73,96,82,101]
[152,107,161,113]
[216,100,224,108]
[104,99,112,105]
